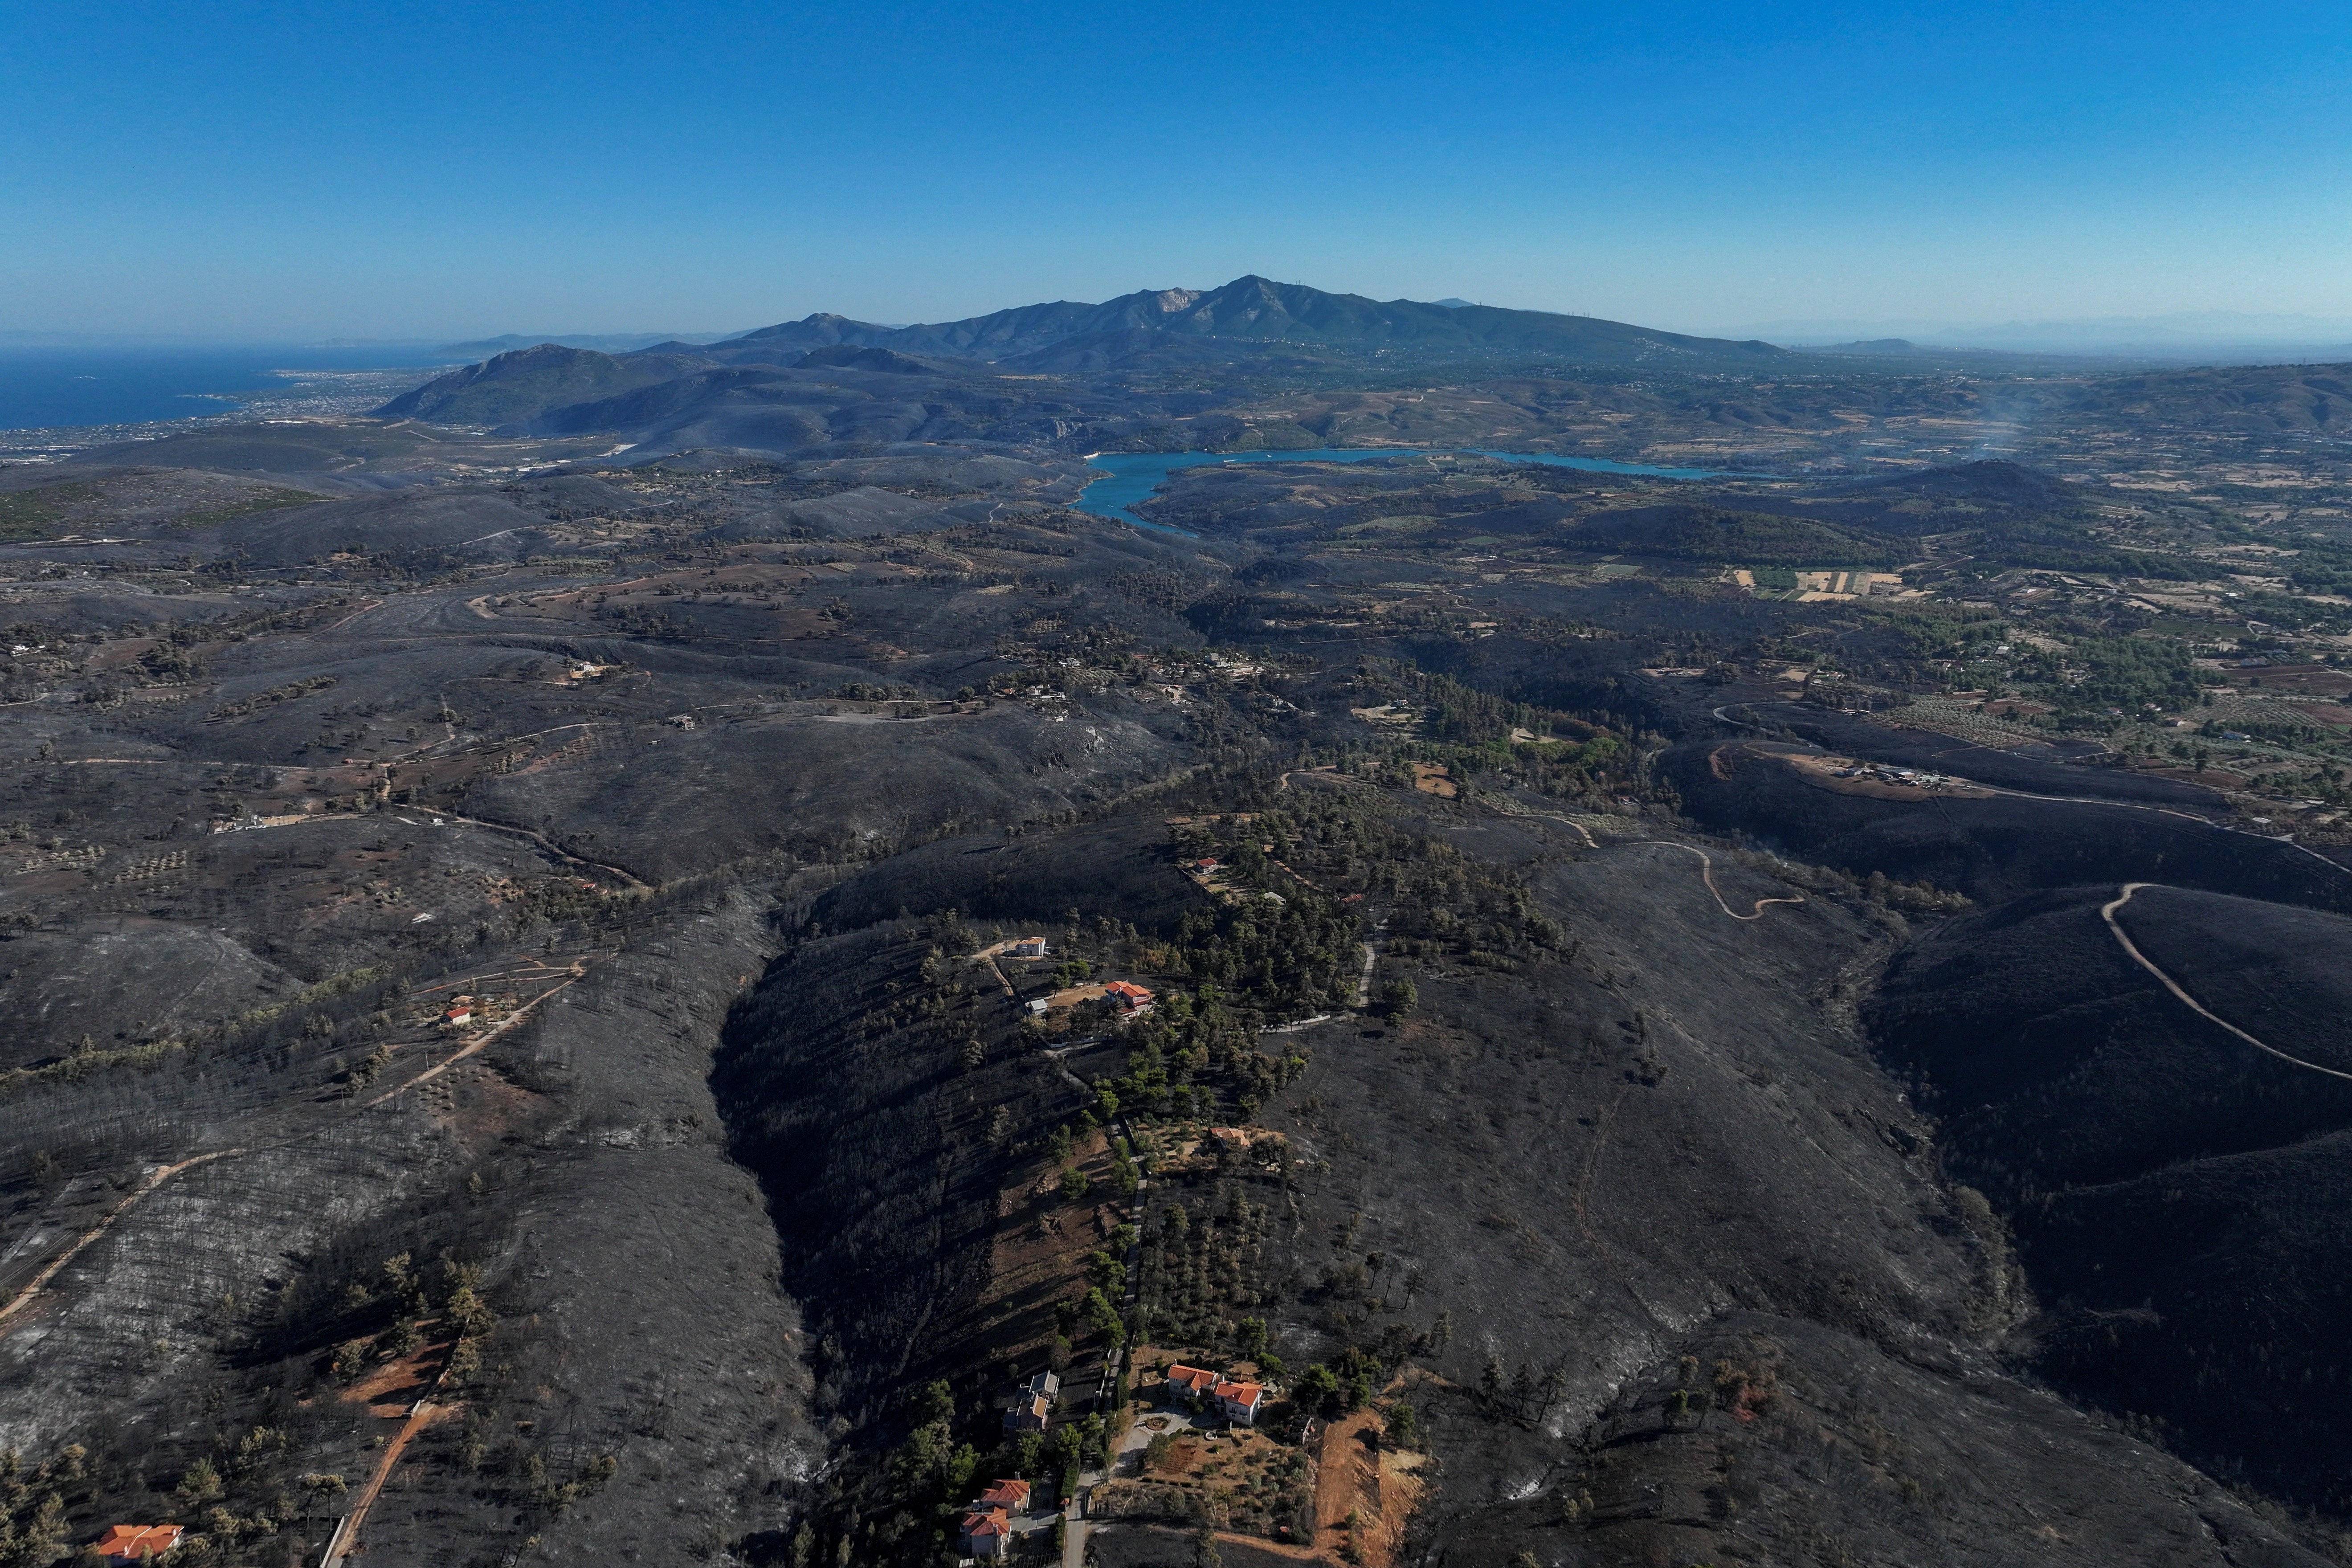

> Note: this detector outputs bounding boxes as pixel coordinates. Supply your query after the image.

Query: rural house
[1215,1380,1266,1425]
[1104,981,1154,1014]
[1164,1364,1218,1406]
[94,1524,186,1563]
[1002,1368,1059,1432]
[974,1478,1032,1512]
[958,1507,1013,1558]
[1008,937,1048,959]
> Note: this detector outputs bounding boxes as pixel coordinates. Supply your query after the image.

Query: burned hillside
[3,376,2352,1568]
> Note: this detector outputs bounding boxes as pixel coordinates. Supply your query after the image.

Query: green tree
[1294,1364,1342,1417]
[175,1456,225,1510]
[1379,978,1418,1017]
[911,1378,955,1426]
[1083,1288,1125,1347]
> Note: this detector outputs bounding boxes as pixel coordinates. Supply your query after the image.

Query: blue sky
[4,0,2348,340]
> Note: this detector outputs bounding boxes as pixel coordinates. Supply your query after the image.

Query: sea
[1074,446,1733,535]
[0,344,451,431]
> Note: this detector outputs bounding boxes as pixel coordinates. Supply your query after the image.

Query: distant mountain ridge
[374,277,1800,434]
[432,331,741,357]
[688,275,1794,371]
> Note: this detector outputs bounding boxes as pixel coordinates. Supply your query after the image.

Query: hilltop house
[1215,1380,1266,1426]
[1104,981,1154,1015]
[94,1525,186,1564]
[1008,937,1048,959]
[959,1507,1013,1559]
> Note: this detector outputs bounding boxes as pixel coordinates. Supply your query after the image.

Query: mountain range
[373,276,1796,448]
[675,274,1791,371]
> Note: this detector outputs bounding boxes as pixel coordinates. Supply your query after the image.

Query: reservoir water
[1074,446,1733,534]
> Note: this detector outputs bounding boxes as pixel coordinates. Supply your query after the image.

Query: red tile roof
[1215,1380,1266,1408]
[95,1525,185,1562]
[1167,1364,1218,1393]
[960,1507,1011,1541]
[976,1478,1032,1509]
[1104,981,1153,1005]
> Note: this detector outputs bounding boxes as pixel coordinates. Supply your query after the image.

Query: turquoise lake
[1073,447,1733,535]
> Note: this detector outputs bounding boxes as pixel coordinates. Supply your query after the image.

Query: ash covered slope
[0,454,1220,1568]
[713,776,2332,1568]
[1874,885,2352,1511]
[4,410,2352,1568]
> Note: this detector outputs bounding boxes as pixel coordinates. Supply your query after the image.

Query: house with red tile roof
[1164,1363,1218,1405]
[974,1478,1032,1512]
[1215,1380,1266,1425]
[94,1524,185,1564]
[1103,981,1154,1014]
[959,1506,1013,1558]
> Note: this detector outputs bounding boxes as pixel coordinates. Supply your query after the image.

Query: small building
[95,1525,186,1564]
[1008,937,1048,960]
[444,995,474,1027]
[1164,1364,1218,1406]
[975,1478,1033,1513]
[1103,981,1154,1015]
[1215,1380,1266,1426]
[959,1507,1013,1559]
[1003,1369,1059,1431]
[1026,999,1050,1017]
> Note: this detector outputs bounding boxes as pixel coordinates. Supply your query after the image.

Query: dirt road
[2101,882,2352,1082]
[322,1397,453,1568]
[0,953,600,1338]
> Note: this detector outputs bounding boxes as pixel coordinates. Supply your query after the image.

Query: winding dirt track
[1484,799,1804,922]
[1629,840,1807,922]
[2100,882,2352,1083]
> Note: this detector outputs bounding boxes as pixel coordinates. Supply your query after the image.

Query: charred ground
[0,340,2350,1568]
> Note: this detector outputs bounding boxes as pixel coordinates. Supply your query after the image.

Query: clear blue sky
[4,0,2348,340]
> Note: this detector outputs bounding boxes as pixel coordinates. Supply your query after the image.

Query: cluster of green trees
[0,1447,76,1568]
[1337,662,1656,810]
[1136,1187,1279,1352]
[789,1379,1087,1568]
[2013,634,2200,717]
[1868,604,2010,666]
